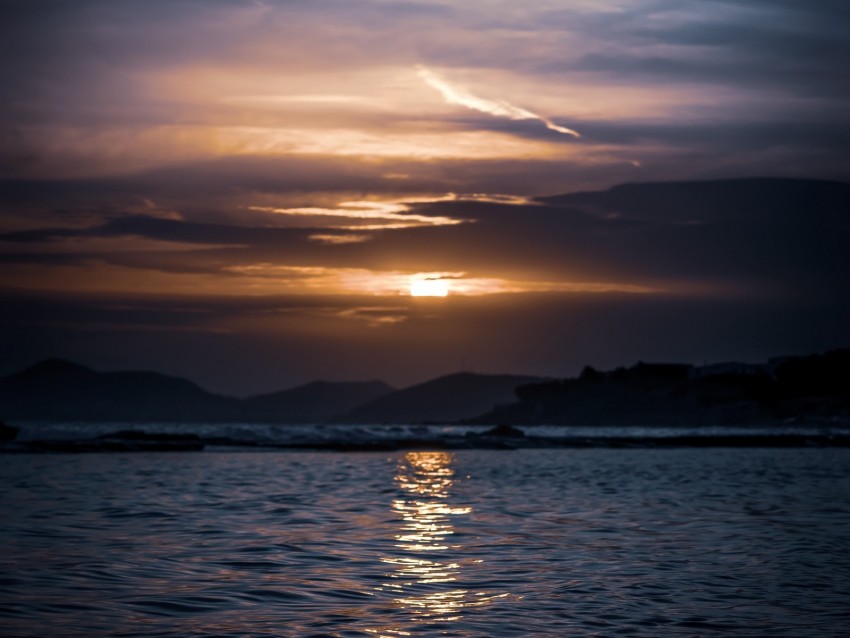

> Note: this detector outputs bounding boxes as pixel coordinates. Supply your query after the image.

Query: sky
[1,0,849,395]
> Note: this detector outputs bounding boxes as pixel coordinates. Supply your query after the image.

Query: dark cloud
[3,178,847,298]
[534,0,850,126]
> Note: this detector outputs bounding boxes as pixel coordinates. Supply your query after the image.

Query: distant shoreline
[3,423,849,453]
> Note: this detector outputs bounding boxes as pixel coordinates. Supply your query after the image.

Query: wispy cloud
[417,66,580,138]
[409,272,659,296]
[249,199,468,230]
[308,233,372,245]
[222,94,376,107]
[208,264,660,298]
[336,306,410,326]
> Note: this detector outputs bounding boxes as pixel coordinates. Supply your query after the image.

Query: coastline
[3,422,849,453]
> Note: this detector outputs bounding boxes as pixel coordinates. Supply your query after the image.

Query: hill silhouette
[0,359,243,422]
[2,351,848,425]
[470,350,850,425]
[246,380,395,422]
[0,360,392,423]
[340,372,545,424]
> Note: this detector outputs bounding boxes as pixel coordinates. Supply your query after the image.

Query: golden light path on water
[368,452,509,635]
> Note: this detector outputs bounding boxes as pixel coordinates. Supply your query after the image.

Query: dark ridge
[0,360,241,423]
[341,372,546,424]
[2,347,848,425]
[5,358,96,383]
[247,380,395,423]
[469,349,850,426]
[0,360,395,423]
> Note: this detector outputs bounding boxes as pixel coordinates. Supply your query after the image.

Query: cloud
[248,199,469,231]
[9,178,847,305]
[416,66,580,138]
[308,233,372,245]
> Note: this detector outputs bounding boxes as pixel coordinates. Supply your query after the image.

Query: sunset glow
[409,278,449,297]
[1,0,846,395]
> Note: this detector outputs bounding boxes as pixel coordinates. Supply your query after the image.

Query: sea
[1,424,849,637]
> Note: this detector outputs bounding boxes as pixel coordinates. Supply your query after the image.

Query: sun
[410,278,449,297]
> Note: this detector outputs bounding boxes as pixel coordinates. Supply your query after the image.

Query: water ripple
[1,448,849,636]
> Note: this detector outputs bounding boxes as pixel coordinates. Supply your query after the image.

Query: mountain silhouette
[246,380,395,422]
[340,372,545,424]
[0,360,395,423]
[0,359,242,422]
[470,350,850,425]
[0,361,539,424]
[1,351,847,425]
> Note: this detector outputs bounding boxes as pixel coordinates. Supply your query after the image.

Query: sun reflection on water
[370,451,507,632]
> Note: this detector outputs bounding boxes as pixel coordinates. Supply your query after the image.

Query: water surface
[1,448,849,636]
